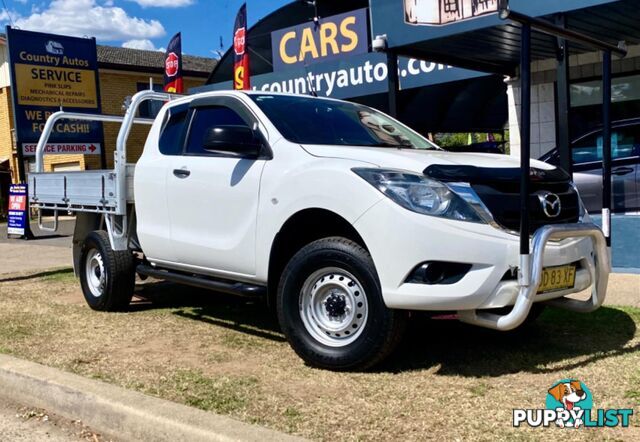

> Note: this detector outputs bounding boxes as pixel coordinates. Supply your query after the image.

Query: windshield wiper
[369,142,416,149]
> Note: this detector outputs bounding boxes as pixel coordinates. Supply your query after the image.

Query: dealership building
[201,0,640,176]
[201,0,508,135]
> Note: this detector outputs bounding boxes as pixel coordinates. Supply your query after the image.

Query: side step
[136,265,266,298]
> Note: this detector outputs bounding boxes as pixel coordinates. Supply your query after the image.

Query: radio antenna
[300,60,318,97]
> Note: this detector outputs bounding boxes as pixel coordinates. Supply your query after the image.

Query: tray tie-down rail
[458,223,610,330]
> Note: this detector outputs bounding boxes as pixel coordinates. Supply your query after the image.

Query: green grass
[468,382,491,397]
[166,370,259,414]
[0,273,638,441]
[0,313,62,343]
[624,369,640,406]
[41,268,76,283]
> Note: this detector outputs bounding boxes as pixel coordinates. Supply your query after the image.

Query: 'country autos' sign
[6,27,104,156]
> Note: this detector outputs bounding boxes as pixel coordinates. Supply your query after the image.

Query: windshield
[250,94,439,150]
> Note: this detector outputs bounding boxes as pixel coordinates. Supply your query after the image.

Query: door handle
[611,167,634,176]
[173,168,191,179]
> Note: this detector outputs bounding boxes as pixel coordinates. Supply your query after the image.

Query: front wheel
[79,231,135,312]
[277,237,406,371]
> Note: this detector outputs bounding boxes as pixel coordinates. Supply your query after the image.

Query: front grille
[472,182,580,234]
[423,165,581,235]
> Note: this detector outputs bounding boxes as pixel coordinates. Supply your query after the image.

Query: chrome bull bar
[458,223,610,331]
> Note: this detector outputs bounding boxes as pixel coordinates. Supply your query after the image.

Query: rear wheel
[79,231,135,312]
[277,237,406,371]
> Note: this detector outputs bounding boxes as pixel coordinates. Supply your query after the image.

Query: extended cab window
[186,106,248,156]
[159,105,189,156]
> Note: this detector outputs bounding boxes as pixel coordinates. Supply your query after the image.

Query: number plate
[538,265,577,294]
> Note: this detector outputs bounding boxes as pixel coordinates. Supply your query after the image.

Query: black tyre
[79,231,135,312]
[277,237,407,371]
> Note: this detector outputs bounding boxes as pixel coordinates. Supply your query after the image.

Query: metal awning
[372,0,639,75]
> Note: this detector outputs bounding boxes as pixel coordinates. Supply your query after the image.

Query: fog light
[406,262,472,285]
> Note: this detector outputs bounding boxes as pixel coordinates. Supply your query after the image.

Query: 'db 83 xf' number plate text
[538,265,577,294]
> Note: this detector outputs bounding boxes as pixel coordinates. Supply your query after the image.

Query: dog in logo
[548,380,587,428]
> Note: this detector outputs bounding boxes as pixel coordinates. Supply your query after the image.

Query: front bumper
[353,199,609,322]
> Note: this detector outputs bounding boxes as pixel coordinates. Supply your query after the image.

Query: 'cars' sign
[405,0,499,26]
[271,8,369,72]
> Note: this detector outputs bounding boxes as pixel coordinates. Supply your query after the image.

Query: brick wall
[0,87,16,180]
[97,71,205,168]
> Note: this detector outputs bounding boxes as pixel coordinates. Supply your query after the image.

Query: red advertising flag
[233,4,250,90]
[164,32,183,93]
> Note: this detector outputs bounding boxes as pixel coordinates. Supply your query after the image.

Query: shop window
[444,0,459,13]
[571,74,640,137]
[52,162,81,172]
[571,74,640,108]
[137,83,164,119]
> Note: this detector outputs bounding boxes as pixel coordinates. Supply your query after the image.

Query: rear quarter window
[159,105,189,156]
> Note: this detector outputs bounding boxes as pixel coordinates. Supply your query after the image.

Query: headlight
[353,168,485,223]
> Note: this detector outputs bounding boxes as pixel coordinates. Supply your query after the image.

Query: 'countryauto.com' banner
[7,27,104,156]
[197,52,487,100]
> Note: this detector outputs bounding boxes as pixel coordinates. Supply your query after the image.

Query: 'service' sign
[271,8,369,72]
[7,27,104,156]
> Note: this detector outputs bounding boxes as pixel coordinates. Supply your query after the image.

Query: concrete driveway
[0,219,74,276]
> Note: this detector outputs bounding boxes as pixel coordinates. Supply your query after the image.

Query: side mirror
[202,125,263,157]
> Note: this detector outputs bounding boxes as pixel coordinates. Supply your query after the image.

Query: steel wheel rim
[85,248,106,298]
[299,267,369,347]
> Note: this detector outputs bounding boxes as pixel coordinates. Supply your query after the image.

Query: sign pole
[519,22,532,255]
[518,22,532,285]
[602,50,612,248]
[92,37,107,170]
[387,50,399,118]
[555,15,572,177]
[6,27,26,184]
[6,26,33,239]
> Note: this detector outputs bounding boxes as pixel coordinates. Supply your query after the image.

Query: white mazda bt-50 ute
[28,90,609,370]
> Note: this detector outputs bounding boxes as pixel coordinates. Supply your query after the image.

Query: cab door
[135,103,190,263]
[165,96,268,277]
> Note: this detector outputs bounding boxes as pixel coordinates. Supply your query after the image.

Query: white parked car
[28,90,609,370]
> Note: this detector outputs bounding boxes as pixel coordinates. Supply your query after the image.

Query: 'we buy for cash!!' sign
[7,28,104,156]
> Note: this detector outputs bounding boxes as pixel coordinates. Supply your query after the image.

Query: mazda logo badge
[536,191,562,218]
